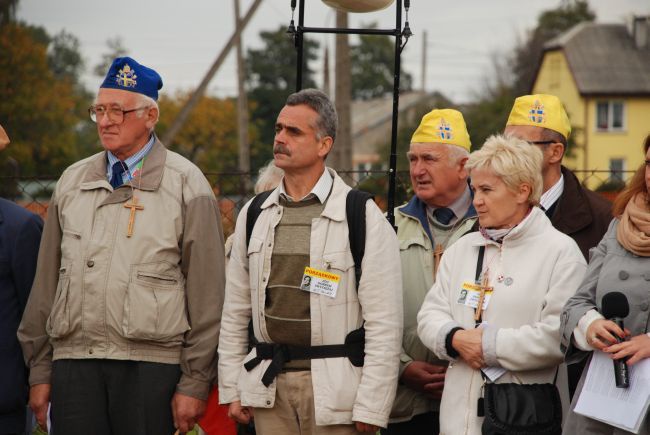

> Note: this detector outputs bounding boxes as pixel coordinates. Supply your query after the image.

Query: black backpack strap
[346,189,374,289]
[246,190,273,248]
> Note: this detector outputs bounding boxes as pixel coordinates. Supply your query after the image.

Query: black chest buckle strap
[244,327,365,387]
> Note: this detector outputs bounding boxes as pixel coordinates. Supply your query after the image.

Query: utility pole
[334,10,352,171]
[234,0,250,188]
[323,45,331,96]
[421,30,427,92]
[162,0,263,146]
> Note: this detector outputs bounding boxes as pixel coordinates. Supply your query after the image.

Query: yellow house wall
[587,98,650,188]
[533,50,650,189]
[532,50,585,171]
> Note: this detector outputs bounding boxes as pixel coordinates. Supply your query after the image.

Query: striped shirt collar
[106,134,155,184]
[539,173,564,211]
[279,168,333,203]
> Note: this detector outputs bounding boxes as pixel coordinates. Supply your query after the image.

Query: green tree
[246,26,319,169]
[94,36,128,77]
[48,30,85,82]
[0,0,18,26]
[351,23,413,100]
[157,92,258,177]
[0,23,80,176]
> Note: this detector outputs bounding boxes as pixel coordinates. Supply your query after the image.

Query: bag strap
[246,190,273,249]
[474,245,486,327]
[346,189,373,290]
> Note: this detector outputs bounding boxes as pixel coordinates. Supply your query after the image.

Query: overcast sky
[17,0,650,103]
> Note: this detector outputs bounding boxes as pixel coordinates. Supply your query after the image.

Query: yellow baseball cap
[506,94,571,140]
[411,108,471,151]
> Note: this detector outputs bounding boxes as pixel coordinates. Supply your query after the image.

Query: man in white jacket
[218,89,403,434]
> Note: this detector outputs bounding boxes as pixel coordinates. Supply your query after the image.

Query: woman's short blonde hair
[466,134,543,206]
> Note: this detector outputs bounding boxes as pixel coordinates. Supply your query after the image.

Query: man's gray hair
[286,88,338,142]
[446,144,469,165]
[134,93,159,124]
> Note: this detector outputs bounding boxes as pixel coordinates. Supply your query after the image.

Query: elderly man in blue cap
[19,57,225,434]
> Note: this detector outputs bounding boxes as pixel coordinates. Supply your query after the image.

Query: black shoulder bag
[473,247,563,435]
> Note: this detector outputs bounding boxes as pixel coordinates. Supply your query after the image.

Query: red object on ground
[199,386,237,435]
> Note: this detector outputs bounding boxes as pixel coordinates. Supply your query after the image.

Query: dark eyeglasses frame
[527,140,557,146]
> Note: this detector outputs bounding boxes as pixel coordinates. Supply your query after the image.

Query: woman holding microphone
[561,135,650,434]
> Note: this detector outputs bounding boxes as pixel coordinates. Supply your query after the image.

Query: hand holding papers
[574,350,650,433]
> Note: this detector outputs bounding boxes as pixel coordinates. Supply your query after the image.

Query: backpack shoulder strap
[346,189,374,289]
[246,190,273,248]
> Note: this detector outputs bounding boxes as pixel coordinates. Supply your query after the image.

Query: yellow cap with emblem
[506,94,571,140]
[411,108,471,151]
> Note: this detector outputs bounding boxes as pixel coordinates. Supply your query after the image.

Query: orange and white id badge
[457,281,492,310]
[300,266,340,298]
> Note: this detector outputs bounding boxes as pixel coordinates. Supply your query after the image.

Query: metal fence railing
[0,169,634,237]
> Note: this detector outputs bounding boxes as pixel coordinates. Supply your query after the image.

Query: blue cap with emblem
[100,56,163,101]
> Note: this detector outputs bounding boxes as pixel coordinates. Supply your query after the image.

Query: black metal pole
[386,0,402,228]
[301,26,395,36]
[295,0,305,91]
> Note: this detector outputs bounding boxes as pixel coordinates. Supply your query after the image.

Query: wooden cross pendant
[474,273,492,322]
[433,244,444,278]
[124,196,144,238]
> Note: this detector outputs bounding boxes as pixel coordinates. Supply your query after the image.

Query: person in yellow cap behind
[386,109,478,435]
[504,94,612,401]
[504,94,611,260]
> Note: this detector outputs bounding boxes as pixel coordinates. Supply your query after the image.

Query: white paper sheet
[574,350,650,433]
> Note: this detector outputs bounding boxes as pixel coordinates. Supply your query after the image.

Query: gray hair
[446,144,469,165]
[255,161,284,194]
[286,88,338,142]
[134,93,159,124]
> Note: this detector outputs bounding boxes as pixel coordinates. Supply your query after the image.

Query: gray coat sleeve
[560,219,616,363]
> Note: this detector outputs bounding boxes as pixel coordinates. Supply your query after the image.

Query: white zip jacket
[417,207,586,435]
[218,168,403,428]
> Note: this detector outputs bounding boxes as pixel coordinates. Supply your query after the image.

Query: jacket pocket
[238,349,277,408]
[46,264,72,338]
[122,262,190,343]
[61,228,82,260]
[322,251,356,306]
[247,237,264,293]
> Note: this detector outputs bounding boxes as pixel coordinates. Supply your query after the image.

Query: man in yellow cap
[504,94,611,260]
[386,109,478,435]
[504,94,611,400]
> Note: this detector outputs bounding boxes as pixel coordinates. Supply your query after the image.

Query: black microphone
[601,292,630,388]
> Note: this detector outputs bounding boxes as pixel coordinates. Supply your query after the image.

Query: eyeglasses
[527,140,556,146]
[88,105,148,124]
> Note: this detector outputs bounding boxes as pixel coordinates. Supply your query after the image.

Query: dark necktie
[110,161,126,189]
[433,207,455,225]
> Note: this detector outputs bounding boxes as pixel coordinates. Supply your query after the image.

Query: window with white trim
[596,101,625,131]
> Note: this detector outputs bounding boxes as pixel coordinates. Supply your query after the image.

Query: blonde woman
[417,134,586,434]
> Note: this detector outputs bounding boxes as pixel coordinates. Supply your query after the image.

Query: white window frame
[596,100,626,132]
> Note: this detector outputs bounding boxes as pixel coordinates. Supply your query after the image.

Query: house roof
[544,22,650,95]
[351,91,446,157]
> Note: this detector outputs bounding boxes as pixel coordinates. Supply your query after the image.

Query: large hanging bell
[322,0,394,13]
